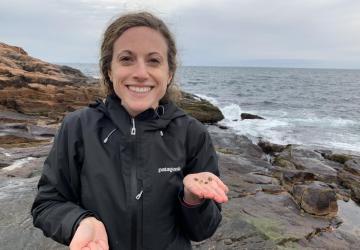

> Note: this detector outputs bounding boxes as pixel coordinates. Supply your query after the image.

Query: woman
[31,12,228,250]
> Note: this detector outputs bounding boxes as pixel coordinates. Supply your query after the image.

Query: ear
[108,69,113,82]
[167,73,173,86]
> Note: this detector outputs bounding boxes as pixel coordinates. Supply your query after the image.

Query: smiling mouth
[127,85,153,93]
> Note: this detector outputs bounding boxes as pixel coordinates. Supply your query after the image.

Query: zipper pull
[103,128,117,143]
[136,190,143,200]
[160,130,163,137]
[131,118,136,135]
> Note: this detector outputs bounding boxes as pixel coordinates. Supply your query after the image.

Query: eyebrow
[116,50,163,57]
[116,50,133,56]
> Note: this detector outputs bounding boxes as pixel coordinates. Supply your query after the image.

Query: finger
[212,186,229,203]
[71,240,89,250]
[200,185,216,200]
[203,185,227,203]
[97,239,109,250]
[88,241,101,250]
[201,181,228,203]
[213,185,228,203]
[209,174,229,193]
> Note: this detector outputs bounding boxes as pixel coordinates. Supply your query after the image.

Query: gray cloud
[1,0,359,68]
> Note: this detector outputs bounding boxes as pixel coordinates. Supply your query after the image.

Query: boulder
[292,182,338,217]
[177,92,224,123]
[0,42,95,88]
[344,159,360,176]
[322,152,353,164]
[275,146,340,183]
[338,169,360,203]
[257,140,286,155]
[241,113,265,120]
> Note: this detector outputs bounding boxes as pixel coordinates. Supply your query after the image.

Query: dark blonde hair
[100,11,180,102]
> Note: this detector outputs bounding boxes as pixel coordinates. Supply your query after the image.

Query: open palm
[70,217,109,250]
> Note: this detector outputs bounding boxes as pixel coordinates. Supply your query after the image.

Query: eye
[148,58,161,65]
[118,56,133,65]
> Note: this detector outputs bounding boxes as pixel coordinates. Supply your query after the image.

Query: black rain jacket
[31,94,222,250]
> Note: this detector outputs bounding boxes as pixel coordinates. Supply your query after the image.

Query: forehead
[113,26,168,55]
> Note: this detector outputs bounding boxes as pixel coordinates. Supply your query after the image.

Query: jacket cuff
[178,189,208,209]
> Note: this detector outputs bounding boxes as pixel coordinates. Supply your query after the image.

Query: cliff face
[0,42,102,120]
[0,42,94,88]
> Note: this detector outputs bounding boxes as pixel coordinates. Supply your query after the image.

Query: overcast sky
[1,0,360,69]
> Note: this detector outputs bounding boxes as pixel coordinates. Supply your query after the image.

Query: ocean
[65,63,360,155]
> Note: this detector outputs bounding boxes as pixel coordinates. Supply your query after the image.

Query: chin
[130,104,152,114]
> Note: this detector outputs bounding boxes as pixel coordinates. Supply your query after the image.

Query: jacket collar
[90,94,186,132]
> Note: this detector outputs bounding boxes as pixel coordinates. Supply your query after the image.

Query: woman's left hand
[183,172,229,205]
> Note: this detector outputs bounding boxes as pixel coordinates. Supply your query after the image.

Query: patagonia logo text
[158,167,181,173]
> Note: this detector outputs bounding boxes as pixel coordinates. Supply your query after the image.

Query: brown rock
[0,135,50,149]
[275,169,316,186]
[177,92,224,123]
[258,140,286,155]
[273,156,297,169]
[0,42,95,88]
[292,182,338,217]
[338,169,360,203]
[322,153,352,164]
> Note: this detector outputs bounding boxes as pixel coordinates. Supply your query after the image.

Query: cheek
[113,81,126,98]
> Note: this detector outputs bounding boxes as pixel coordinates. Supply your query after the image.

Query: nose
[132,60,149,82]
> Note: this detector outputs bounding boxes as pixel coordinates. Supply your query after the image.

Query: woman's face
[108,26,172,117]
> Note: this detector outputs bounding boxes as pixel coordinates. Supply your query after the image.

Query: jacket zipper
[130,117,143,250]
[131,118,136,135]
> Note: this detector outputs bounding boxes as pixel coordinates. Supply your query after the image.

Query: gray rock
[344,159,360,176]
[241,113,265,120]
[0,176,67,250]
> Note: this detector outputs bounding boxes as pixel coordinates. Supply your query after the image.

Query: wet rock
[292,182,338,216]
[0,135,51,149]
[262,184,286,194]
[210,130,266,159]
[258,140,286,155]
[0,144,52,169]
[178,92,224,123]
[0,157,46,178]
[216,124,228,130]
[0,123,56,137]
[222,192,333,247]
[241,113,265,120]
[273,169,316,187]
[273,156,297,169]
[344,159,360,176]
[322,152,353,164]
[0,176,67,249]
[338,169,360,203]
[275,146,340,183]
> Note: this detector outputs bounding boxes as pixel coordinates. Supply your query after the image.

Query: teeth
[128,86,152,93]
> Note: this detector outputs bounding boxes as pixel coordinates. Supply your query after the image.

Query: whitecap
[194,94,219,106]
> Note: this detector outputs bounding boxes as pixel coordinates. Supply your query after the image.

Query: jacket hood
[89,94,186,132]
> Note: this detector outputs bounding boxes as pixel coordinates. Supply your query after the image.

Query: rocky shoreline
[1,42,360,249]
